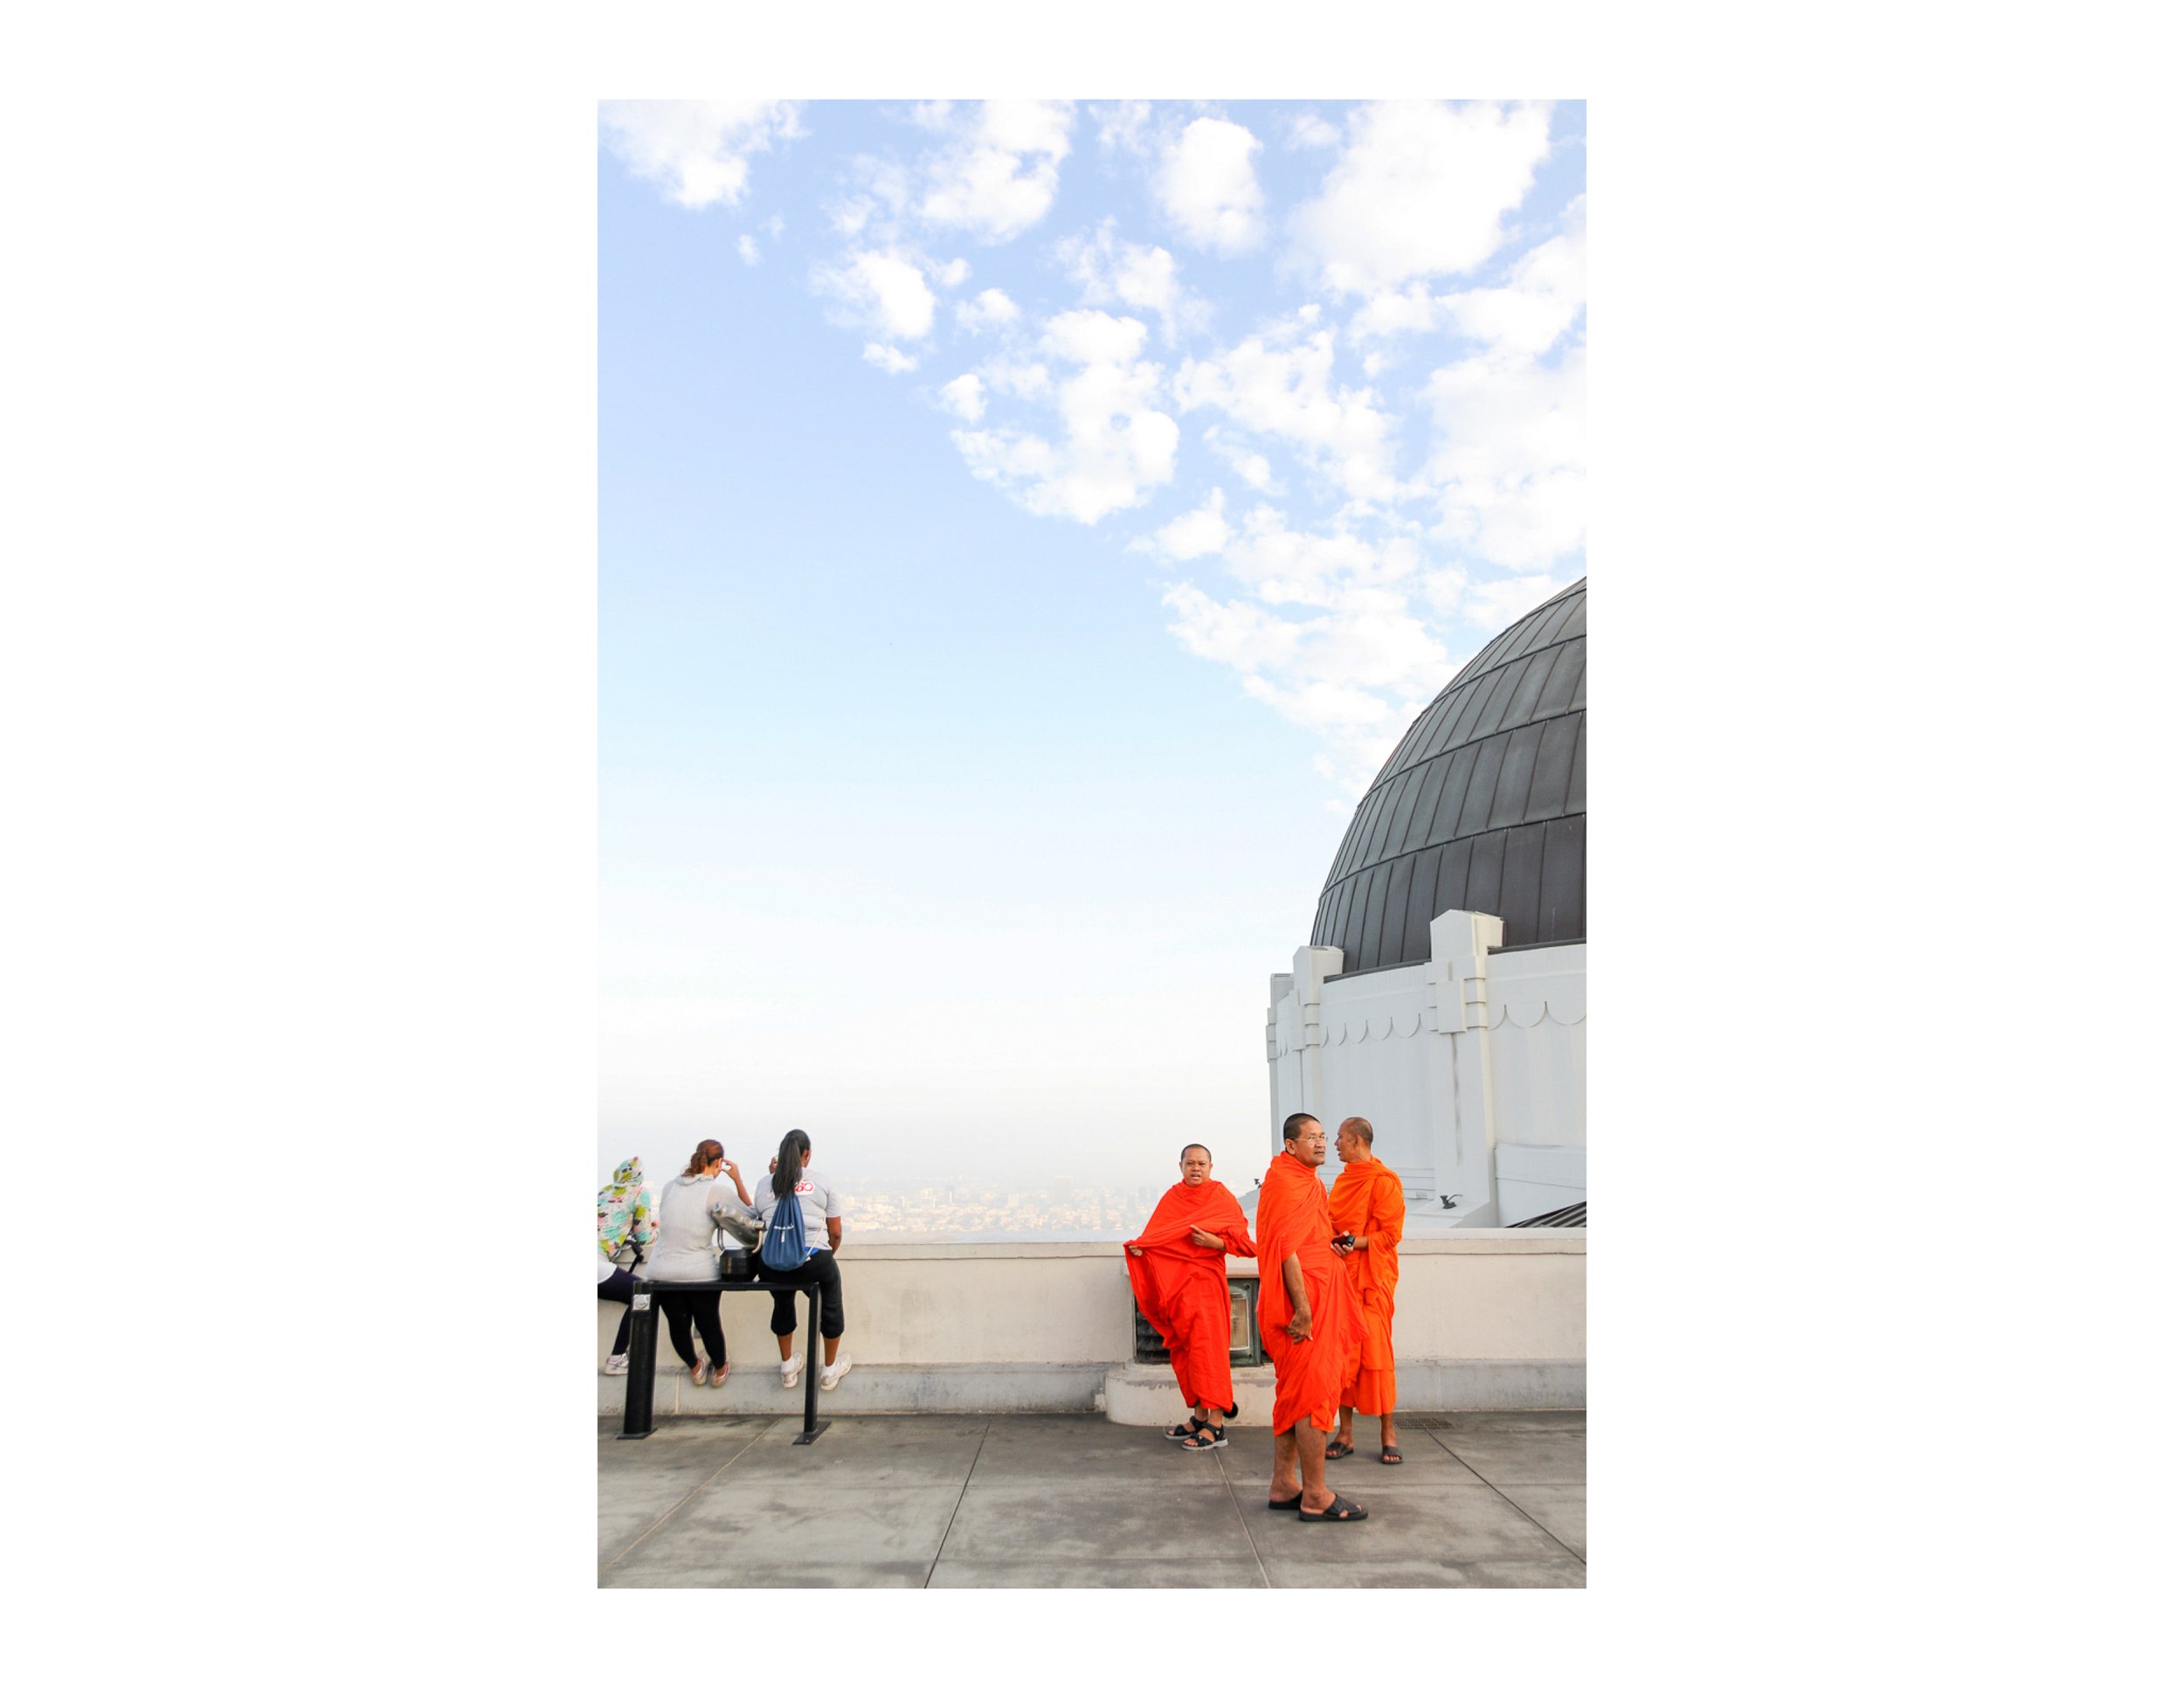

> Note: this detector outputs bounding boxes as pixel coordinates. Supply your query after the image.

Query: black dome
[1311,578,1586,972]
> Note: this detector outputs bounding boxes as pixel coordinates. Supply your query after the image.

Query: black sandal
[1298,1494,1369,1522]
[1267,1493,1304,1511]
[1164,1416,1211,1442]
[1326,1441,1358,1460]
[1182,1425,1227,1450]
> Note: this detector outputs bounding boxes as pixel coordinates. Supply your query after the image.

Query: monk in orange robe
[1330,1116,1406,1464]
[1125,1144,1256,1449]
[1256,1113,1366,1522]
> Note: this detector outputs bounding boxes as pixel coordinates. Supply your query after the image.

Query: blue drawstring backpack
[760,1186,810,1271]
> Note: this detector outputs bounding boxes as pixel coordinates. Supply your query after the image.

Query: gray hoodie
[643,1173,748,1283]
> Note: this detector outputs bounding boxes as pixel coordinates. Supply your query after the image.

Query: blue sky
[599,100,1586,1195]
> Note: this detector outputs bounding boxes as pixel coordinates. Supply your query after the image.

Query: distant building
[1266,578,1586,1226]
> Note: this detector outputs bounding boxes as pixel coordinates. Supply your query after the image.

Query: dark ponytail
[684,1139,723,1178]
[771,1130,811,1200]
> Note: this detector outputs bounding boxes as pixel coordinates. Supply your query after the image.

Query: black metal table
[619,1273,829,1445]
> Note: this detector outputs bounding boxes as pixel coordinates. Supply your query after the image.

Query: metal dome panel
[1310,578,1586,972]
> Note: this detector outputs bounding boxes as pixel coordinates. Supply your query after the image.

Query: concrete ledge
[598,1361,1109,1420]
[1102,1358,1583,1426]
[788,1234,1582,1260]
[1395,1359,1586,1410]
[1102,1363,1275,1426]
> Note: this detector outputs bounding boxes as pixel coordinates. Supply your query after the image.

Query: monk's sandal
[1182,1425,1227,1450]
[1165,1417,1212,1442]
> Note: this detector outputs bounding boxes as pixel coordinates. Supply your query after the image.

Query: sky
[598,99,1586,1202]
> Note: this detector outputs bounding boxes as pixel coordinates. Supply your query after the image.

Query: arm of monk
[1364,1173,1404,1253]
[1280,1250,1312,1339]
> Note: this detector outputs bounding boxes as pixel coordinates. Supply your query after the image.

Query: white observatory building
[1266,578,1586,1228]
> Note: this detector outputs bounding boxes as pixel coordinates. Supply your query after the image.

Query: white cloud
[1056,220,1194,342]
[1287,113,1343,150]
[600,100,803,211]
[1174,329,1400,503]
[1441,197,1586,362]
[955,287,1022,334]
[917,100,1076,242]
[736,234,761,266]
[1091,100,1154,155]
[1154,117,1267,254]
[1216,506,1420,608]
[1203,425,1282,495]
[1144,488,1230,562]
[938,372,985,420]
[1162,582,1306,674]
[1159,569,1453,790]
[1043,308,1146,366]
[1290,100,1555,294]
[933,257,971,288]
[819,248,936,342]
[863,342,918,375]
[1349,284,1439,341]
[982,359,1051,400]
[1424,348,1586,570]
[949,309,1178,523]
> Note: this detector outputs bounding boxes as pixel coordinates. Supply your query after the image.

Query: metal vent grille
[1510,1200,1587,1228]
[1131,1279,1264,1368]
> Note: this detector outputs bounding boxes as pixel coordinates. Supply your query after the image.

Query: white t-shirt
[749,1169,844,1252]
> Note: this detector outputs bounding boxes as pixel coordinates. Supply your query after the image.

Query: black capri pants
[658,1290,728,1371]
[757,1249,844,1340]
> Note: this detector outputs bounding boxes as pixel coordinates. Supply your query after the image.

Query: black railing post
[792,1282,829,1444]
[618,1287,659,1440]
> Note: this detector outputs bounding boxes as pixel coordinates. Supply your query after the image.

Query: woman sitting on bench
[747,1130,850,1392]
[648,1139,755,1387]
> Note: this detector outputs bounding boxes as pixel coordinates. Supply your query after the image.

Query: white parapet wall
[1267,915,1586,1224]
[599,1233,1584,1421]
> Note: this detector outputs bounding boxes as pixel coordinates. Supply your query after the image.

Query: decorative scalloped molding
[1487,993,1588,1029]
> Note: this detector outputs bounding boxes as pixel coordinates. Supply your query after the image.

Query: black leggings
[598,1266,639,1356]
[659,1290,728,1370]
[757,1250,845,1340]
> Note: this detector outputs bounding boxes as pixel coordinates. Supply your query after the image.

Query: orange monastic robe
[1254,1150,1361,1436]
[1330,1152,1406,1415]
[1125,1179,1256,1414]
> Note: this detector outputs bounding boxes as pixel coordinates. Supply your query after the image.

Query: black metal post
[792,1282,829,1444]
[618,1288,659,1440]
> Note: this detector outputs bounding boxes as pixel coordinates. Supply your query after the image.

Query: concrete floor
[598,1409,1585,1588]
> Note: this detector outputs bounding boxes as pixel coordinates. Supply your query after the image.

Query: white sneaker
[708,1359,729,1387]
[603,1352,630,1376]
[690,1359,708,1385]
[781,1354,805,1389]
[819,1355,852,1391]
